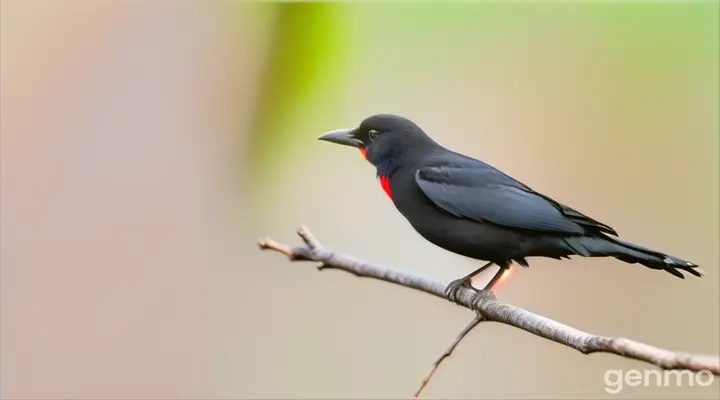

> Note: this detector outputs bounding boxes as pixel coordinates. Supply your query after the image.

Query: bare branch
[297,225,322,249]
[258,227,720,395]
[414,314,484,399]
[257,238,293,257]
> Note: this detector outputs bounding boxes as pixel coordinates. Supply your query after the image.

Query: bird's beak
[317,128,362,148]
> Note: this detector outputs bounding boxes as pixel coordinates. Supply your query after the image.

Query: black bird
[318,114,703,301]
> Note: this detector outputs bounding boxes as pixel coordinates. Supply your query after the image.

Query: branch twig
[258,226,720,396]
[414,314,484,398]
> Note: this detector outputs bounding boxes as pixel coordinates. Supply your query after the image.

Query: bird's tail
[563,235,704,278]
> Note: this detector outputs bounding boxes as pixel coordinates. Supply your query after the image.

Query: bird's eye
[368,129,379,141]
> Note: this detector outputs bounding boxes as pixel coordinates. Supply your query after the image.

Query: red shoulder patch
[379,175,392,199]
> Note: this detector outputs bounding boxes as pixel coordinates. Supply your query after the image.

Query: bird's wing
[415,165,616,235]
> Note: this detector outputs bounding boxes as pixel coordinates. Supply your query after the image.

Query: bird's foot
[445,277,477,304]
[470,289,497,310]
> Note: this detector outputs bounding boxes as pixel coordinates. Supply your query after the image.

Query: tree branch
[257,226,720,396]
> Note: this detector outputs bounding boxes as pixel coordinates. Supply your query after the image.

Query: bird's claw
[470,289,496,310]
[445,278,477,304]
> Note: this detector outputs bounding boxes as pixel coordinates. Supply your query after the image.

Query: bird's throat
[379,175,393,199]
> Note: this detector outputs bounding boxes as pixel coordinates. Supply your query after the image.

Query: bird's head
[317,114,437,167]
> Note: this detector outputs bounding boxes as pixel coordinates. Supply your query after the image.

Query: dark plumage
[318,114,703,300]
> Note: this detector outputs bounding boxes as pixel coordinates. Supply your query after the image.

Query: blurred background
[1,1,718,399]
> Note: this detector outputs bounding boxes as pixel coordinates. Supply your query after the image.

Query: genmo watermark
[604,369,715,394]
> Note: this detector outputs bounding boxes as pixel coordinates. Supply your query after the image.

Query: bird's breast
[378,175,393,199]
[385,169,435,219]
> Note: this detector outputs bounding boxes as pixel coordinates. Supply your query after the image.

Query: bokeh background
[1,1,718,399]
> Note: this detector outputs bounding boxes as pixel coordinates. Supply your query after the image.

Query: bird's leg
[482,265,507,292]
[470,265,508,310]
[445,261,494,304]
